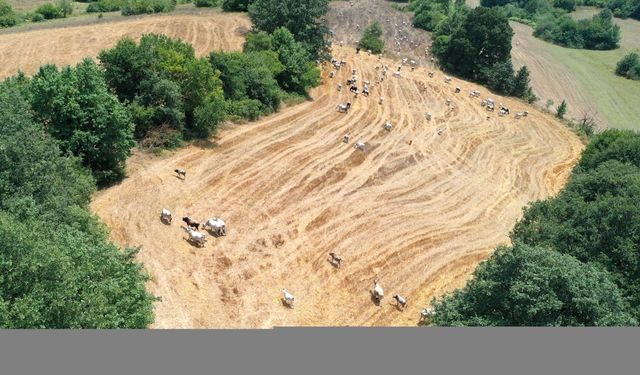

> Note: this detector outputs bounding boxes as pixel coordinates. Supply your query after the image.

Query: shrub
[121,0,175,15]
[195,0,218,6]
[35,3,64,19]
[87,0,124,12]
[358,21,385,54]
[615,52,640,80]
[0,0,18,27]
[554,0,576,11]
[222,0,253,11]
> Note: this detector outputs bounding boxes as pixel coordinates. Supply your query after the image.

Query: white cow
[343,134,350,144]
[384,121,393,131]
[379,96,384,105]
[354,141,365,151]
[329,71,336,78]
[393,294,407,310]
[161,208,172,223]
[420,308,435,322]
[329,252,342,267]
[282,288,295,308]
[372,279,384,302]
[393,71,401,78]
[187,228,206,247]
[204,217,226,237]
[444,76,452,83]
[426,112,432,121]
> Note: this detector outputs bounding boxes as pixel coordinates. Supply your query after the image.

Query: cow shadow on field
[369,292,382,307]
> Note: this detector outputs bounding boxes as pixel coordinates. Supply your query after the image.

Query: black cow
[182,217,200,230]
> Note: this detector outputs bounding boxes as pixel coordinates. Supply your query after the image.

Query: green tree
[512,65,532,99]
[431,244,636,326]
[0,212,156,328]
[243,31,273,52]
[58,0,74,17]
[271,27,321,93]
[248,0,331,59]
[358,21,385,54]
[556,99,568,118]
[435,7,513,80]
[512,155,640,319]
[30,59,135,186]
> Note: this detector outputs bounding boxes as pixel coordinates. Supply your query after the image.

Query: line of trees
[431,129,640,326]
[414,2,535,100]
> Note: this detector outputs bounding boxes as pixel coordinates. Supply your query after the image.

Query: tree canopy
[29,59,135,186]
[432,244,636,326]
[248,0,331,59]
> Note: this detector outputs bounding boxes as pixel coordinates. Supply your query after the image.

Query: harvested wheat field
[91,45,584,328]
[0,11,251,78]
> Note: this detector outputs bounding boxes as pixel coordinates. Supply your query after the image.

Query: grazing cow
[420,308,435,322]
[356,47,361,54]
[393,71,401,78]
[515,112,524,119]
[393,294,407,310]
[337,102,352,113]
[282,288,295,308]
[363,86,370,97]
[379,96,384,105]
[481,99,487,107]
[182,217,200,230]
[428,71,434,78]
[329,252,342,267]
[408,140,413,145]
[350,85,358,93]
[203,217,226,237]
[367,49,372,55]
[372,279,384,302]
[343,134,350,144]
[437,127,445,135]
[329,71,336,78]
[444,76,452,83]
[352,68,357,75]
[354,141,365,151]
[174,169,186,179]
[337,84,342,91]
[187,228,206,247]
[487,104,495,112]
[455,87,461,94]
[426,112,432,121]
[470,90,481,98]
[446,98,451,106]
[160,208,172,224]
[384,121,393,131]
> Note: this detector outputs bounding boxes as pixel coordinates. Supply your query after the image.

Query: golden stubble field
[92,45,584,327]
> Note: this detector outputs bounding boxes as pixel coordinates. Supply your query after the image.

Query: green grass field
[552,7,640,129]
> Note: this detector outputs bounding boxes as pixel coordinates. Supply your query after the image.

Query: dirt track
[91,44,584,327]
[0,12,250,78]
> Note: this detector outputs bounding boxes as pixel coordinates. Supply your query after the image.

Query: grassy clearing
[519,7,640,129]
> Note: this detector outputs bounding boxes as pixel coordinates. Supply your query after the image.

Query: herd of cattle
[160,170,227,247]
[330,47,532,154]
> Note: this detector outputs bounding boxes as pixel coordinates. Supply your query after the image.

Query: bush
[87,0,124,12]
[0,0,18,28]
[358,21,384,54]
[222,0,253,11]
[226,98,262,120]
[35,3,64,19]
[195,0,218,6]
[533,9,620,50]
[121,0,175,15]
[554,0,576,11]
[615,52,640,80]
[30,12,45,22]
